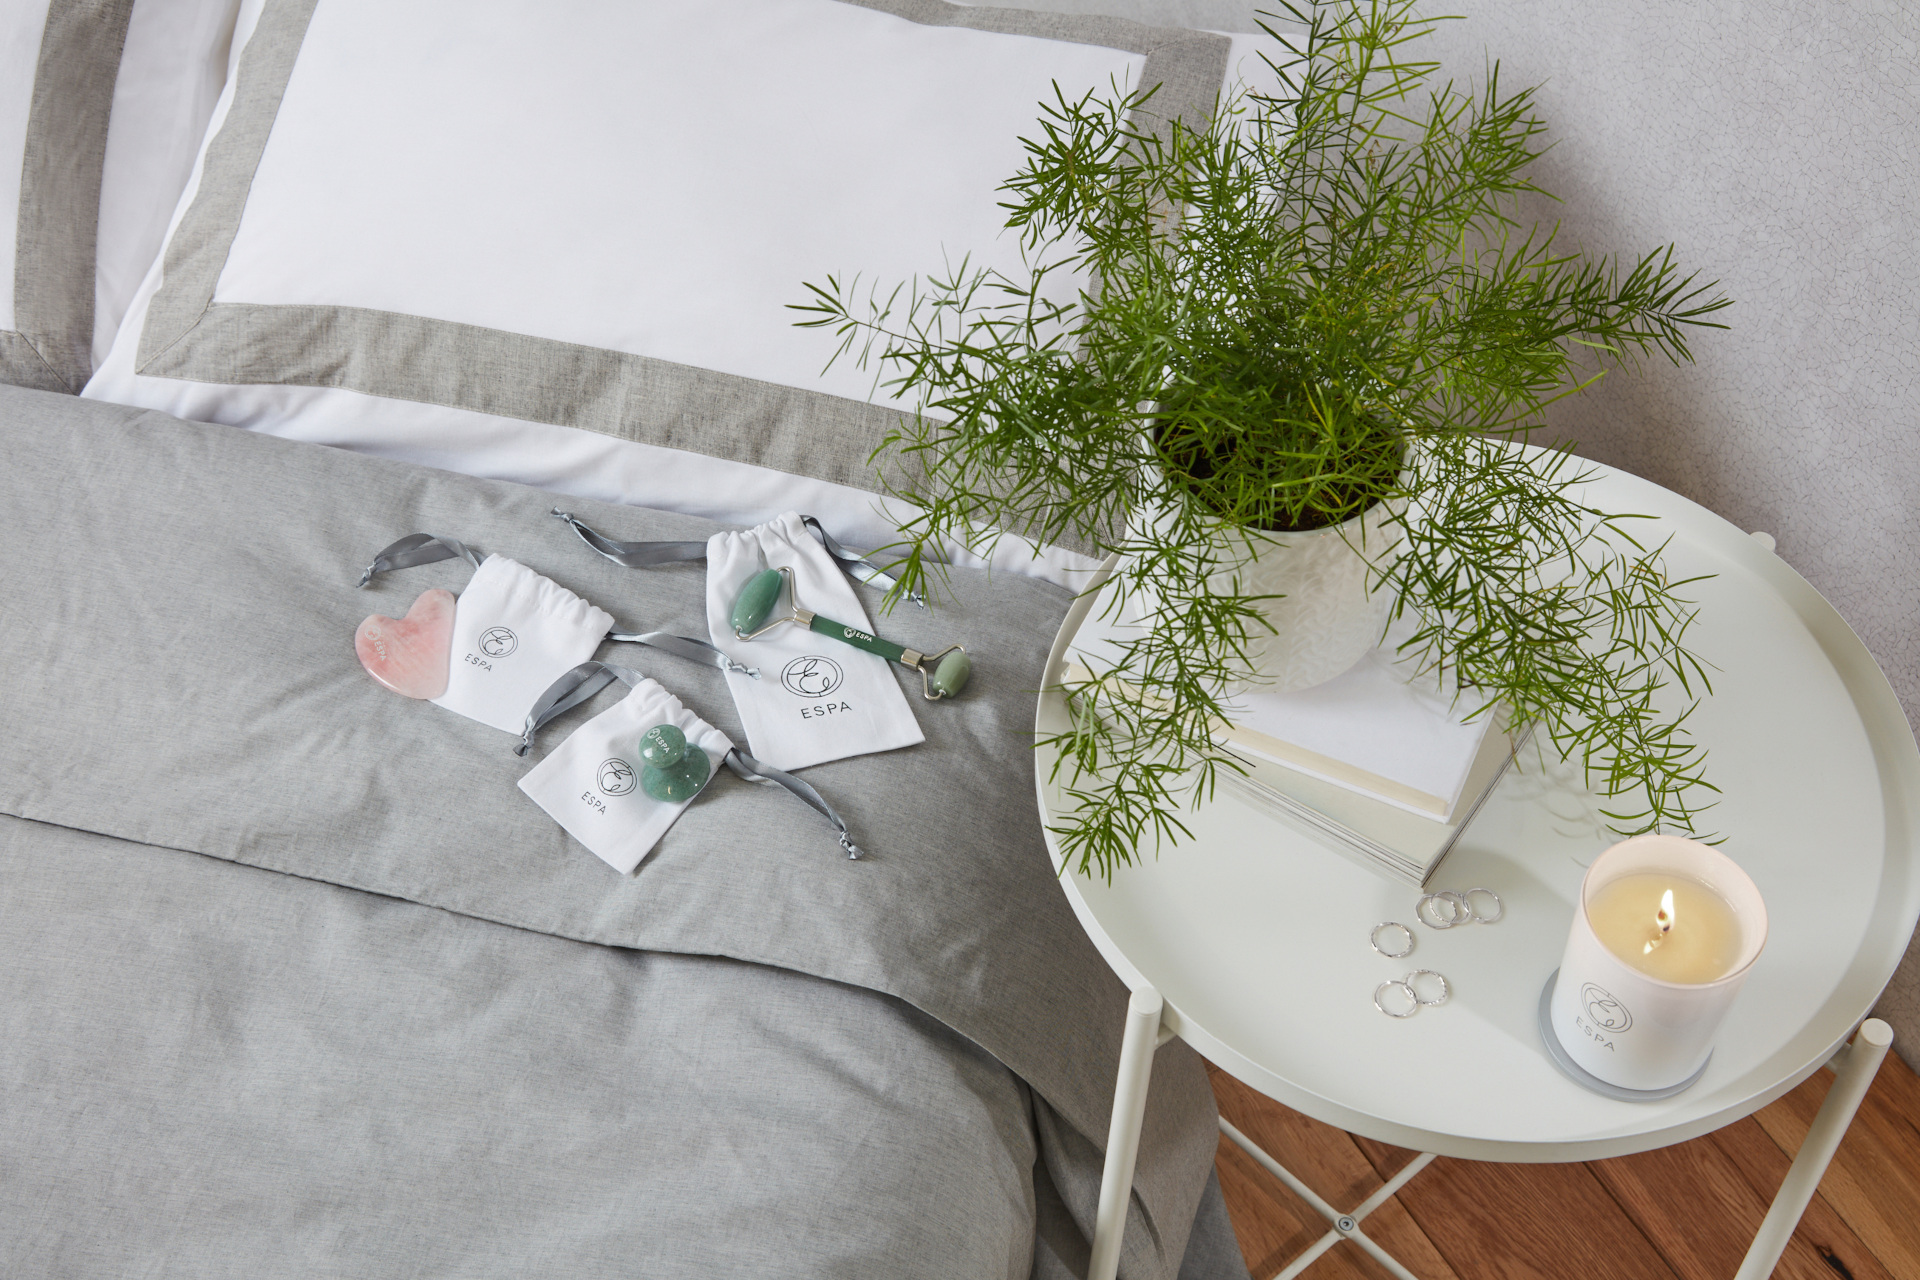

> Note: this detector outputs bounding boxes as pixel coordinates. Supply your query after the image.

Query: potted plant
[796,0,1730,879]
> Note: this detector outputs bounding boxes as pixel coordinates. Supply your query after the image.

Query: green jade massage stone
[638,722,710,803]
[639,723,688,768]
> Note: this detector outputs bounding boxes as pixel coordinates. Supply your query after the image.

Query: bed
[0,1,1253,1276]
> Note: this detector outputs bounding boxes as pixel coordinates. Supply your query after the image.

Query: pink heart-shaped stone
[355,588,455,699]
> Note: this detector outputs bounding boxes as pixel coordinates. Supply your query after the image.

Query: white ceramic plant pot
[1219,501,1401,693]
[1127,498,1402,695]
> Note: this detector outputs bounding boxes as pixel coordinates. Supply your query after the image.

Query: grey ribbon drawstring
[518,660,630,755]
[797,515,922,606]
[517,661,862,858]
[721,750,862,858]
[551,510,709,568]
[551,508,924,606]
[355,532,749,678]
[356,534,484,587]
[608,629,758,680]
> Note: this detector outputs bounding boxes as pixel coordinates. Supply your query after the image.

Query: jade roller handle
[810,614,907,663]
[813,614,969,697]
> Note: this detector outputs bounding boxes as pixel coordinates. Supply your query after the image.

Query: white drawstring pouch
[705,511,923,771]
[517,677,732,874]
[433,555,615,733]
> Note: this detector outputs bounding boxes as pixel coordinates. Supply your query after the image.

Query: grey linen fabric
[132,0,1228,515]
[0,815,1040,1278]
[3,0,135,391]
[0,386,1223,1280]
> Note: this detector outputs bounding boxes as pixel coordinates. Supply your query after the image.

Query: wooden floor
[1208,1049,1920,1280]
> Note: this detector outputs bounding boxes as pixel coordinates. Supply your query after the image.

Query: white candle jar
[1545,834,1769,1095]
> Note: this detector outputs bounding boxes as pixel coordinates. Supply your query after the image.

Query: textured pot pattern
[1214,501,1402,694]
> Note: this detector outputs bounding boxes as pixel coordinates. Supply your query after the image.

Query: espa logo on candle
[1581,983,1633,1033]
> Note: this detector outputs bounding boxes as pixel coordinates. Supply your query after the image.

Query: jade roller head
[730,566,971,701]
[637,723,710,802]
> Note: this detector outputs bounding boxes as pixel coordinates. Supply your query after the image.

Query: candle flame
[1642,888,1677,955]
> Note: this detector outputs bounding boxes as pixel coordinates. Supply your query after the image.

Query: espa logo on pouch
[780,655,843,698]
[479,626,518,658]
[596,758,638,797]
[781,654,852,719]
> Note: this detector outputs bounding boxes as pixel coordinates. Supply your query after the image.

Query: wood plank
[1209,1065,1459,1280]
[1351,1133,1424,1184]
[1708,1116,1894,1280]
[1211,1064,1395,1213]
[1210,1048,1920,1280]
[1214,1132,1377,1280]
[1364,1154,1683,1280]
[1750,1050,1920,1278]
[1313,1200,1460,1280]
[1590,1114,1892,1280]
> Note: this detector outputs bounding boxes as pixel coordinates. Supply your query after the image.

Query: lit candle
[1586,873,1740,984]
[1543,834,1768,1096]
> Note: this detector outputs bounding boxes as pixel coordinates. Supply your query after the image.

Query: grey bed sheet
[0,387,1246,1280]
[0,814,1043,1276]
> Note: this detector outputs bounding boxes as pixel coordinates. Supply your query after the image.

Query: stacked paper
[1065,579,1523,886]
[1218,646,1497,821]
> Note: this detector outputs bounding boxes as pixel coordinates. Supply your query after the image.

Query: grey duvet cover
[0,387,1246,1280]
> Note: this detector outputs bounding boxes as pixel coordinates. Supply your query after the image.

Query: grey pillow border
[133,0,1230,499]
[3,0,135,393]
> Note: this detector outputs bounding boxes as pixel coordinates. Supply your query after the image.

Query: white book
[1067,581,1497,819]
[1213,721,1529,887]
[1065,578,1523,886]
[1215,647,1497,821]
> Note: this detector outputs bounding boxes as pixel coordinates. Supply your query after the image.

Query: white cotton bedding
[82,0,1232,583]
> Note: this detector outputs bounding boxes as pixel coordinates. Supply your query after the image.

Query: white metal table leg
[1092,1016,1889,1280]
[1734,1018,1892,1280]
[1088,987,1165,1280]
[1221,1116,1435,1280]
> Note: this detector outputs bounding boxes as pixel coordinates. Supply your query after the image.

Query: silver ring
[1370,922,1414,958]
[1374,980,1419,1018]
[1416,891,1470,929]
[1406,969,1451,1006]
[1464,887,1504,924]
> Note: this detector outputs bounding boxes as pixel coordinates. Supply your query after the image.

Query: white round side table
[1036,460,1920,1280]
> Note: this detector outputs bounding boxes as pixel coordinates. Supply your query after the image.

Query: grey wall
[1412,1,1918,734]
[1398,0,1920,1067]
[1024,0,1920,1065]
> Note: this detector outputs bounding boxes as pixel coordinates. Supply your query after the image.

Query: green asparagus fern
[794,0,1730,879]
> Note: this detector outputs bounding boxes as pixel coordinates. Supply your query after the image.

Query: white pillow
[84,0,1227,580]
[94,0,240,369]
[0,0,239,392]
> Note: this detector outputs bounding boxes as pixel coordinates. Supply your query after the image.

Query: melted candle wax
[1588,872,1741,984]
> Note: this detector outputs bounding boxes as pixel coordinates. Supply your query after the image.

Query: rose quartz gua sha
[355,588,455,699]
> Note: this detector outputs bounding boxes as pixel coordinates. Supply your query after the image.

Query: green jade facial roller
[730,567,971,700]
